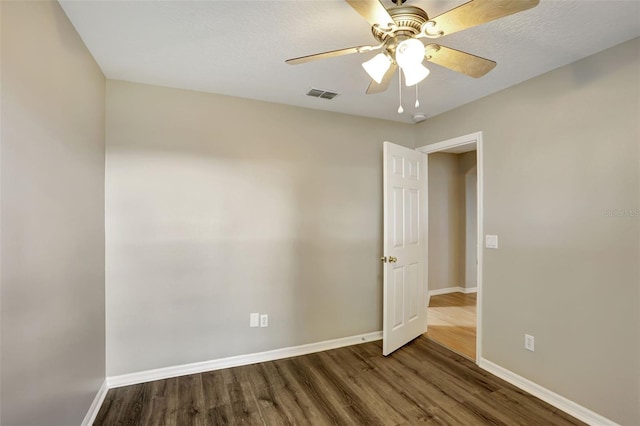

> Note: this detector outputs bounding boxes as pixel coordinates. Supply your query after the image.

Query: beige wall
[0,1,106,425]
[416,37,640,425]
[458,151,477,289]
[105,80,415,376]
[463,163,477,289]
[428,151,477,292]
[428,153,461,291]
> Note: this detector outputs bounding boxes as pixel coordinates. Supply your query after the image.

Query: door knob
[389,256,397,263]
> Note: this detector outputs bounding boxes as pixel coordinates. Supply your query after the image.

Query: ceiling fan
[286,0,539,94]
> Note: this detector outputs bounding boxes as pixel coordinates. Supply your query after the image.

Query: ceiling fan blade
[430,0,539,36]
[366,63,398,94]
[286,45,380,65]
[346,0,395,28]
[425,44,496,78]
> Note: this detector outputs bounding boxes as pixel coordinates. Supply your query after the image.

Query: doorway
[416,132,483,363]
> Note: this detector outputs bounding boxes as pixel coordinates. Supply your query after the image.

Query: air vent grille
[306,88,339,100]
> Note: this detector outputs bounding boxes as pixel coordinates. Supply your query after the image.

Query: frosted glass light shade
[396,38,425,68]
[402,63,430,86]
[362,53,392,84]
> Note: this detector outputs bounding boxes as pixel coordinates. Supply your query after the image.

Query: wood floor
[426,292,477,360]
[94,336,584,425]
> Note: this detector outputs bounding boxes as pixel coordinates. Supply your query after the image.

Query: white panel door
[382,141,427,356]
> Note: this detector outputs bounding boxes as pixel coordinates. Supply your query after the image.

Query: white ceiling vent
[306,88,339,100]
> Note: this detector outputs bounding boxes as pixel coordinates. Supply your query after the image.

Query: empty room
[1,0,639,425]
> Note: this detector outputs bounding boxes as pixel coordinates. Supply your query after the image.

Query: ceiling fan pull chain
[398,72,404,114]
[415,84,420,108]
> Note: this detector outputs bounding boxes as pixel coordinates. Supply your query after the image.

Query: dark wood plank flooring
[94,337,584,425]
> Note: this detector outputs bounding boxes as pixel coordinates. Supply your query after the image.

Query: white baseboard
[107,331,382,389]
[429,286,478,297]
[479,358,618,426]
[81,379,108,426]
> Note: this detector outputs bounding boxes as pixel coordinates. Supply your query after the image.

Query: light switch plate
[485,234,498,249]
[250,313,259,328]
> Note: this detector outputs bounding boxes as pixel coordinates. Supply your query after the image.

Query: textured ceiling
[59,0,640,124]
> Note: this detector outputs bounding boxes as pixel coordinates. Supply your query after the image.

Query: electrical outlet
[525,334,535,352]
[260,314,268,327]
[250,313,260,328]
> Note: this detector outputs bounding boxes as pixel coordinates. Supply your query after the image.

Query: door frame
[416,131,484,363]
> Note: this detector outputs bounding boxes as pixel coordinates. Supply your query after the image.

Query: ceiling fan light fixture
[362,53,392,84]
[402,63,430,86]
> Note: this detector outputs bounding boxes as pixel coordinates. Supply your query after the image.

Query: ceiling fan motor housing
[371,6,429,44]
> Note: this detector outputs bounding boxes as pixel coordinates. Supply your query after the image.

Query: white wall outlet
[250,312,259,328]
[525,334,535,351]
[485,234,499,249]
[260,314,268,327]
